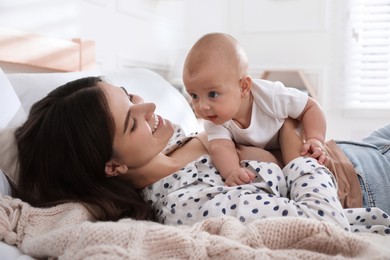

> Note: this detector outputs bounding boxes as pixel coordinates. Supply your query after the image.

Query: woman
[14,77,389,233]
[15,77,153,221]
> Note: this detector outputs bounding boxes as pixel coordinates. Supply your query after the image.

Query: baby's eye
[208,91,218,99]
[190,93,198,100]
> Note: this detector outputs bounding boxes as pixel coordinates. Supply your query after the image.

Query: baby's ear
[240,76,252,96]
[105,160,129,177]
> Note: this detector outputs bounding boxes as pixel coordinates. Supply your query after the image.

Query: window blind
[344,0,390,109]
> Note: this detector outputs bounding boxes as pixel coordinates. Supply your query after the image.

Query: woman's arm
[278,118,304,164]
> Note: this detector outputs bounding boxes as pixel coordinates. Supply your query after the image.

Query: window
[344,0,390,110]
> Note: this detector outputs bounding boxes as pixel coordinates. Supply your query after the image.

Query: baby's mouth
[206,115,218,122]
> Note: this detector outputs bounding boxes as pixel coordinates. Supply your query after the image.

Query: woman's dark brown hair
[14,77,153,221]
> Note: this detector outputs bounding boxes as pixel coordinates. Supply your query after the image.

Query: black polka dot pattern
[345,207,390,235]
[140,125,390,235]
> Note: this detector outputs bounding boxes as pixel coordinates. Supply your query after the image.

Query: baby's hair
[185,32,249,77]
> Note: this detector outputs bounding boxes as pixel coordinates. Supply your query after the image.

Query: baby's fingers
[317,152,329,165]
[225,179,241,186]
[311,147,324,158]
[225,173,245,186]
[309,147,328,165]
[300,142,311,156]
[246,169,256,181]
[238,171,251,183]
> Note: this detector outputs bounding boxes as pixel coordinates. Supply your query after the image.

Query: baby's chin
[205,115,220,124]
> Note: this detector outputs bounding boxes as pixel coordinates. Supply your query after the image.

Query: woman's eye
[190,93,198,100]
[130,117,137,132]
[128,94,134,102]
[208,91,218,98]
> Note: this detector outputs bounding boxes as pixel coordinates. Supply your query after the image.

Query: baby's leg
[279,118,304,165]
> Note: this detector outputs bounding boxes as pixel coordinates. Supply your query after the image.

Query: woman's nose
[131,94,144,104]
[132,102,156,114]
[144,102,156,111]
[141,102,156,120]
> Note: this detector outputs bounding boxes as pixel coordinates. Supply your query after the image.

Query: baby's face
[183,63,243,125]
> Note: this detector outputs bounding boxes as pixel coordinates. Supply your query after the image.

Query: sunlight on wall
[0,0,80,38]
[1,0,386,139]
[0,0,186,74]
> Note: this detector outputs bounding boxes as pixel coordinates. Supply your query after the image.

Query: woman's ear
[240,76,252,97]
[105,160,129,177]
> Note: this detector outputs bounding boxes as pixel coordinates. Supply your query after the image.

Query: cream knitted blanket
[0,195,389,260]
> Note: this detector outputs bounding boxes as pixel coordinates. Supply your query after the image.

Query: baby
[183,32,328,186]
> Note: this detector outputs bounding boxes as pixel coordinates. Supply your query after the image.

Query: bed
[1,28,390,259]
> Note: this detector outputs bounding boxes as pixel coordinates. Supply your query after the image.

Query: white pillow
[0,169,11,195]
[0,127,19,187]
[0,68,26,129]
[8,68,201,135]
[8,70,99,114]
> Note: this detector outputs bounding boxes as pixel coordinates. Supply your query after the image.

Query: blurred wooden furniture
[0,27,95,72]
[260,69,317,100]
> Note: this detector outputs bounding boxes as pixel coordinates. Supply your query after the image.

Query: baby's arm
[209,139,255,186]
[297,97,328,164]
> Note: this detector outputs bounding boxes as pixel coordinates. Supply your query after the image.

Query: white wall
[1,0,389,140]
[181,0,390,140]
[0,0,185,76]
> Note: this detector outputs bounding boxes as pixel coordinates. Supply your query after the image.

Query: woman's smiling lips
[152,115,162,133]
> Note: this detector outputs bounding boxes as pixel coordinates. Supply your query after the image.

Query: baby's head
[183,33,252,124]
[183,33,248,84]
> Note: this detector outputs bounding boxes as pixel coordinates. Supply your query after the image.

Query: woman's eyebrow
[120,86,135,101]
[123,109,131,134]
[120,86,128,95]
[120,87,131,134]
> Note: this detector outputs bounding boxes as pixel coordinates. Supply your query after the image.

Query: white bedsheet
[0,243,34,260]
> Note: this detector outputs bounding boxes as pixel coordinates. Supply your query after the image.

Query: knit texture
[0,195,389,259]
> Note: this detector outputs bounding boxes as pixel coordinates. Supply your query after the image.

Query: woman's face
[101,82,174,169]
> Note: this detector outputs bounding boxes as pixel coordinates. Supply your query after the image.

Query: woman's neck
[131,155,182,189]
[126,135,209,189]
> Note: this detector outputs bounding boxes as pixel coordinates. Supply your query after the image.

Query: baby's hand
[300,138,328,164]
[224,167,255,186]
